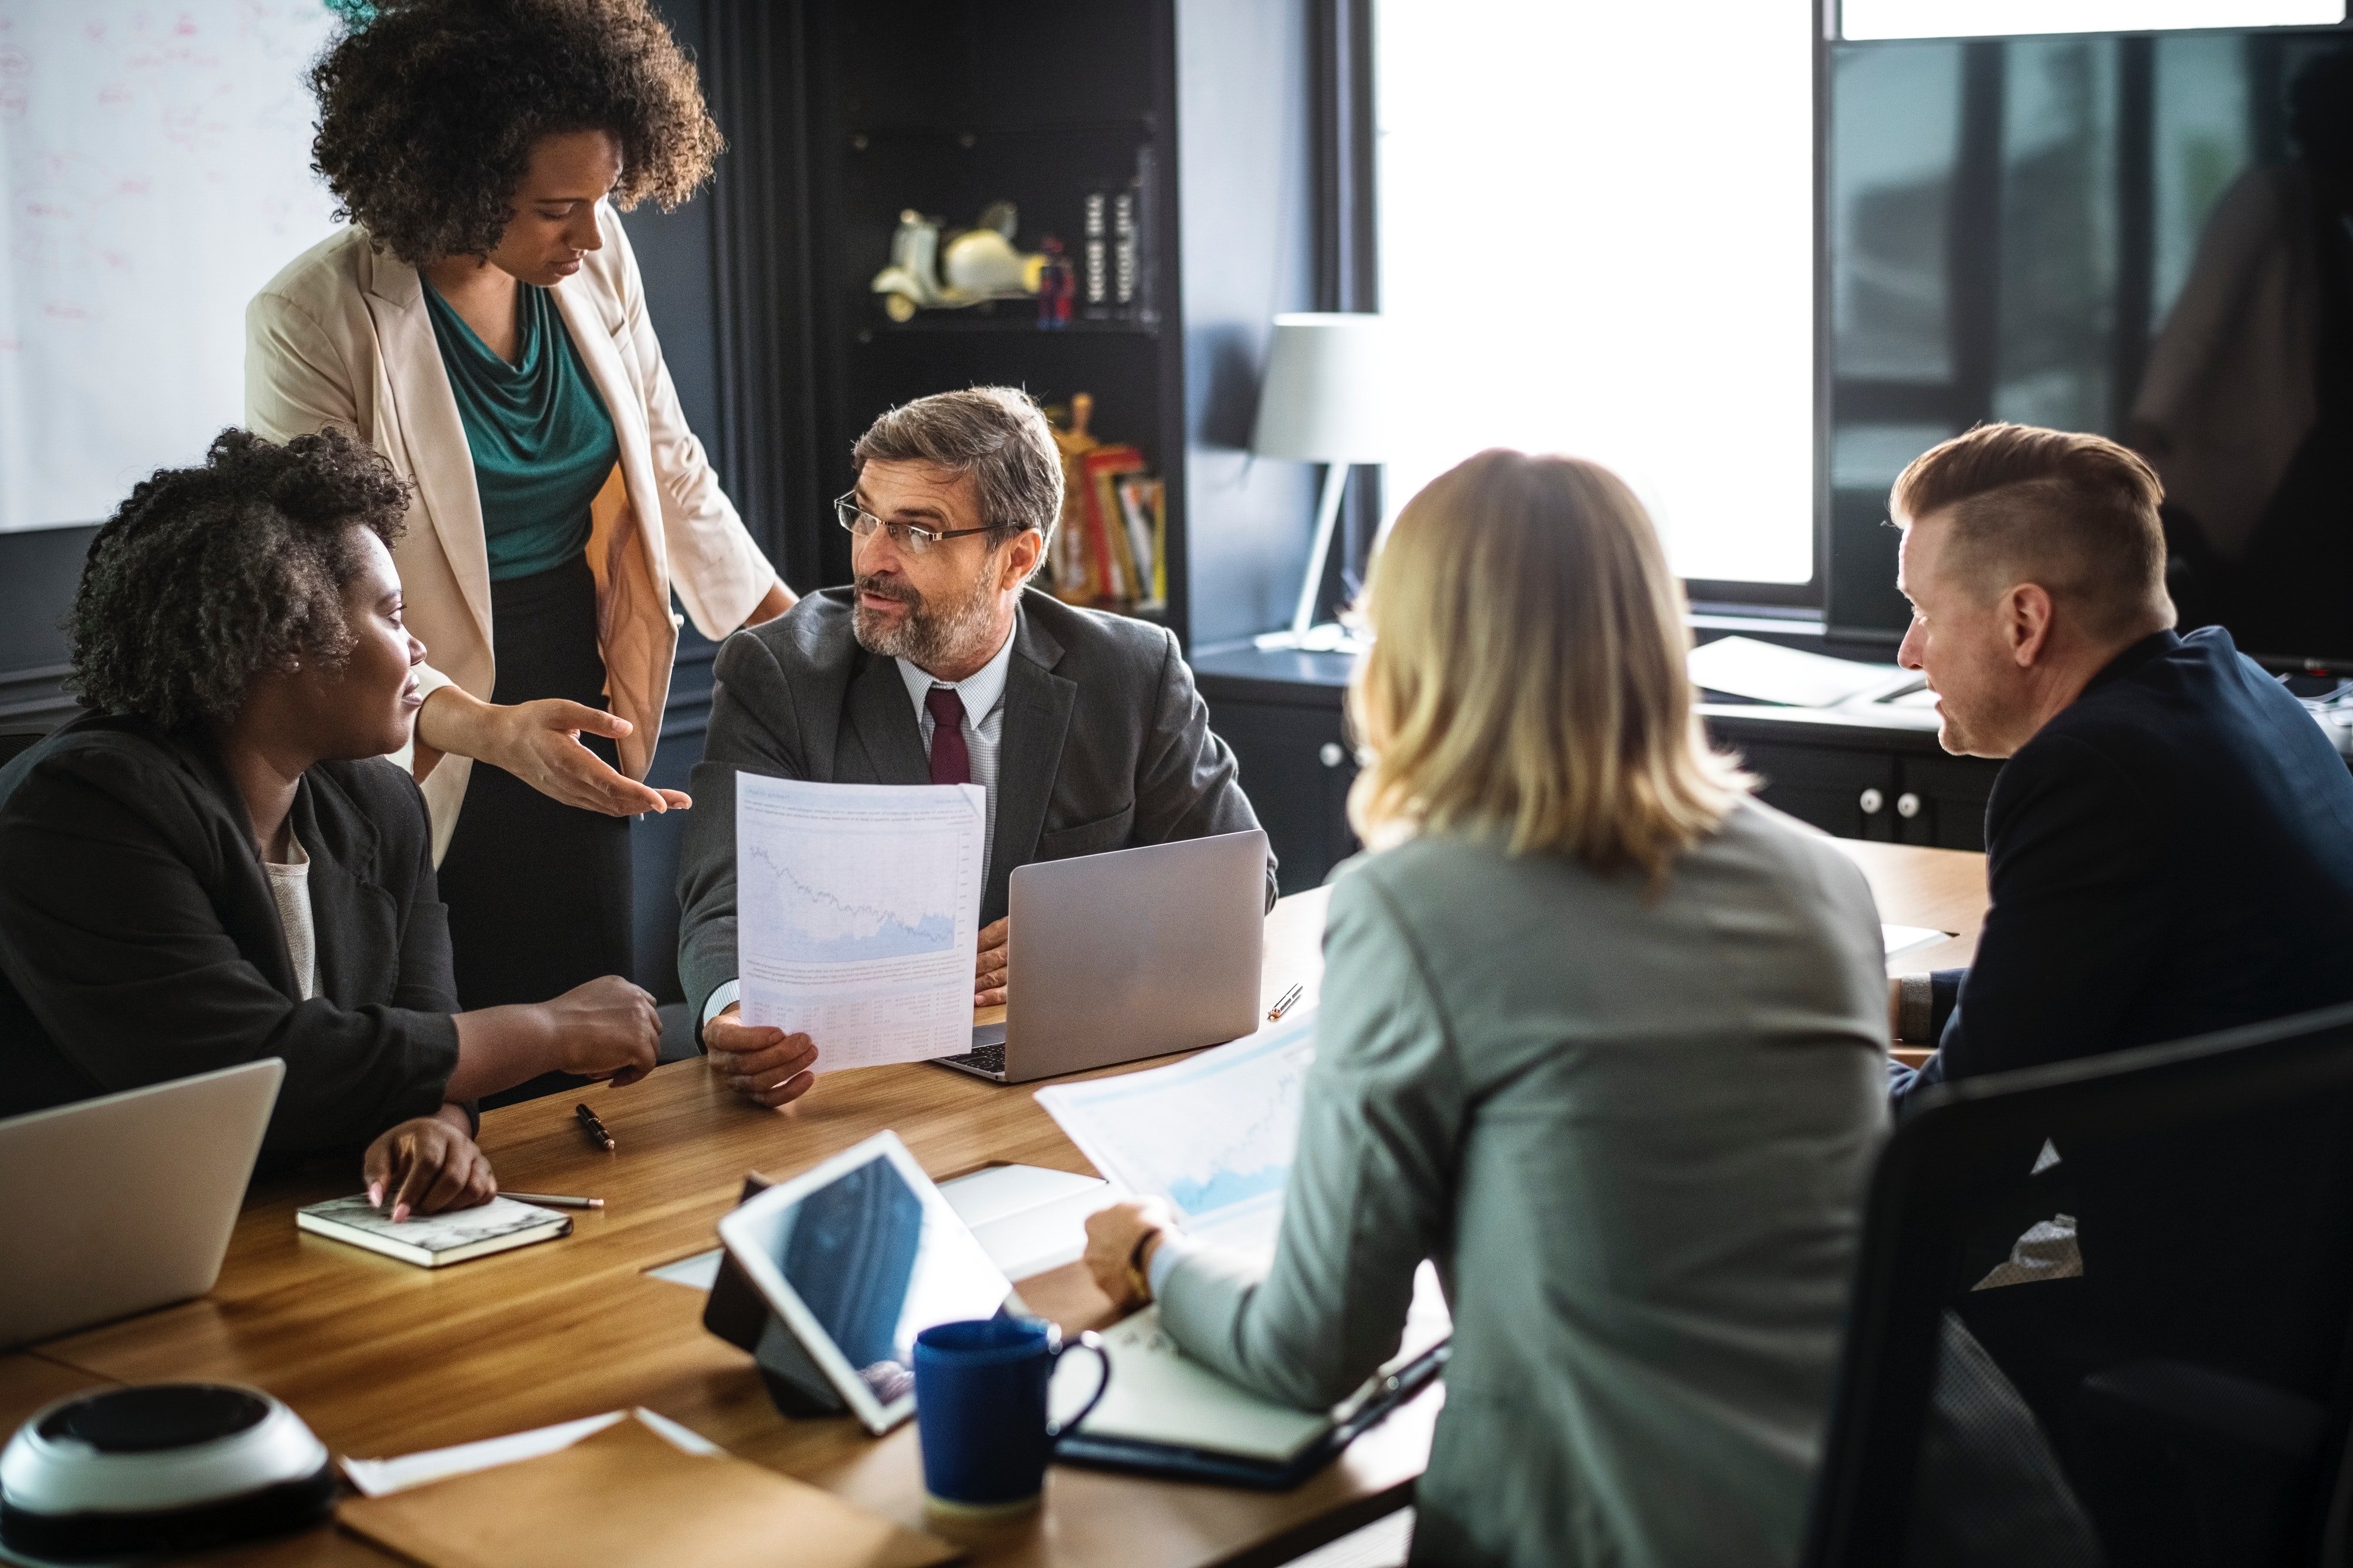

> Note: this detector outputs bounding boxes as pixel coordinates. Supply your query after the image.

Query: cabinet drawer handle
[1896,791,1922,820]
[1319,742,1347,769]
[1859,788,1885,815]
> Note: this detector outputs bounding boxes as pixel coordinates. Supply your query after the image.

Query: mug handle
[1045,1330,1112,1442]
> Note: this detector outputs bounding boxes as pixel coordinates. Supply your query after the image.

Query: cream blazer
[245,205,779,862]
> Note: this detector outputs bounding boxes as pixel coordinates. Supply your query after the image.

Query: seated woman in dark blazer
[0,429,661,1216]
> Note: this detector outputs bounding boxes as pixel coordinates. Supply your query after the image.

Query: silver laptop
[0,1060,282,1347]
[935,829,1269,1085]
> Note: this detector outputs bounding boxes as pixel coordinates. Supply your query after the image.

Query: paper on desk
[1882,923,1949,961]
[341,1408,722,1497]
[735,775,986,1071]
[1035,1010,1318,1256]
[1689,635,1907,708]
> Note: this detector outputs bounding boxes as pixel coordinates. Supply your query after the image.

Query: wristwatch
[1124,1227,1162,1303]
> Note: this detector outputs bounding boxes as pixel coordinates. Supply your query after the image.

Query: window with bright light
[1841,0,2344,43]
[1375,1,1818,587]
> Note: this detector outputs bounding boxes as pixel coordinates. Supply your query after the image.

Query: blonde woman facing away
[1082,451,2094,1567]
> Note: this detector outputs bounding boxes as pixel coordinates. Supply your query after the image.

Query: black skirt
[436,554,632,1103]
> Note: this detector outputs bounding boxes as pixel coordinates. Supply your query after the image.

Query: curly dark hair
[308,0,722,265]
[66,429,412,732]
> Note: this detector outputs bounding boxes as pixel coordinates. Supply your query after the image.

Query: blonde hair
[1347,449,1748,880]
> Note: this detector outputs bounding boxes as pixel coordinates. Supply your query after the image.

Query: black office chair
[0,729,47,768]
[1802,1002,2353,1568]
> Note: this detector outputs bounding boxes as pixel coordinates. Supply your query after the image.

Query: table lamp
[1250,312,1387,652]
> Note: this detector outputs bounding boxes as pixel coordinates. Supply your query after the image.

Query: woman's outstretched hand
[488,698,691,816]
[415,686,689,817]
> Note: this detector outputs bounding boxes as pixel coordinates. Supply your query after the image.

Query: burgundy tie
[925,686,971,786]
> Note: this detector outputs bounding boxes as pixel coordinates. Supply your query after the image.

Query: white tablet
[714,1130,1014,1435]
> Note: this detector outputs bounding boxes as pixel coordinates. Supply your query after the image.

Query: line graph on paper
[1035,1013,1318,1252]
[742,836,958,964]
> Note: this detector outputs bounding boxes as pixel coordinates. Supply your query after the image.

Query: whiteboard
[0,1,344,532]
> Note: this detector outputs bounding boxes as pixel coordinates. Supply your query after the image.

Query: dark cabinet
[1707,713,2002,852]
[1212,698,1359,895]
[1194,643,1361,894]
[1195,643,2011,883]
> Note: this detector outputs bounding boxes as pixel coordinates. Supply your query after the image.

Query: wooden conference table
[1,840,1987,1568]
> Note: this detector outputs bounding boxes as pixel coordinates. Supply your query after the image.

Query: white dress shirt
[893,623,1016,870]
[702,624,1018,1027]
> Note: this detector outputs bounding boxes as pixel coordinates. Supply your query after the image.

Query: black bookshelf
[795,2,1190,632]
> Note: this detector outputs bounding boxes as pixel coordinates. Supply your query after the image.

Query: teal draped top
[422,279,619,583]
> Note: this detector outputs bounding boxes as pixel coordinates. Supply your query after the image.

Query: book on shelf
[1114,473,1165,609]
[1112,189,1138,307]
[1080,445,1148,605]
[1082,190,1108,309]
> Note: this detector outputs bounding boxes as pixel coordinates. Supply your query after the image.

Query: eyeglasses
[834,493,1003,555]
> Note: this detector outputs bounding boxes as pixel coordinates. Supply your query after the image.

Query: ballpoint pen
[501,1192,605,1210]
[1268,983,1304,1022]
[575,1102,616,1153]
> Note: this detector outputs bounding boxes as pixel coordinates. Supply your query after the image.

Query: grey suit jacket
[1157,802,2089,1567]
[676,587,1272,1027]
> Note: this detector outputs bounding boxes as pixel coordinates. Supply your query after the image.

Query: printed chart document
[1034,1009,1318,1255]
[735,775,986,1071]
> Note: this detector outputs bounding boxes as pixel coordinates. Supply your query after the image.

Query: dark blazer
[1897,627,2353,1385]
[0,713,460,1155]
[676,587,1274,1027]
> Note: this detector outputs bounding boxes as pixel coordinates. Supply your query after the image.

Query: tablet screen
[754,1148,1011,1407]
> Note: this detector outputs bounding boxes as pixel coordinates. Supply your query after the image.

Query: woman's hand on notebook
[1084,1198,1178,1310]
[364,1106,497,1223]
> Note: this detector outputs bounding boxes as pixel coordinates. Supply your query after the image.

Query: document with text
[735,775,986,1072]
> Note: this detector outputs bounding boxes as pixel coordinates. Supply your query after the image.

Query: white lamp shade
[1250,312,1388,463]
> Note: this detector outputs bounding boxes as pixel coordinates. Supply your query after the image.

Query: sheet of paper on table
[341,1409,722,1497]
[1689,635,1912,708]
[734,774,986,1071]
[1882,923,1951,961]
[1035,1009,1318,1256]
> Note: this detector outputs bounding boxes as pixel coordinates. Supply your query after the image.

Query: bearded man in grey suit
[677,386,1272,1107]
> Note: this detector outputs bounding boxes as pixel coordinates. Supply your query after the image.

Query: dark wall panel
[1176,0,1320,648]
[0,523,96,733]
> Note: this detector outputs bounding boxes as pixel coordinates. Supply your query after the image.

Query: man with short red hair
[1885,422,2353,1554]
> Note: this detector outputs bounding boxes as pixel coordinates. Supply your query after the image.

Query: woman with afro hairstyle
[0,429,663,1214]
[247,0,794,1070]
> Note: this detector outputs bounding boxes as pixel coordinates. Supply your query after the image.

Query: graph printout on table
[1035,1011,1318,1254]
[735,775,987,1069]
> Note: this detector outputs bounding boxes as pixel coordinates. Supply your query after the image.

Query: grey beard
[851,566,1004,672]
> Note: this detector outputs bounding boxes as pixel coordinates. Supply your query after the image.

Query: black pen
[575,1102,616,1153]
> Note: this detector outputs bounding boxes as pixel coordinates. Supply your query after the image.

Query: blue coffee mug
[912,1317,1111,1514]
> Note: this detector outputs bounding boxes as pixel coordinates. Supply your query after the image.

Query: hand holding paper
[735,775,989,1072]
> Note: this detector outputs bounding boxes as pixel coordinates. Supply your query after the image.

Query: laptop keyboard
[939,1041,1006,1076]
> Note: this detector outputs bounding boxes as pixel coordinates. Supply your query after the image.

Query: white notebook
[1051,1262,1453,1463]
[296,1195,571,1268]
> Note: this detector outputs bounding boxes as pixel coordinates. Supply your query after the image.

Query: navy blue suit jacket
[1897,628,2353,1385]
[1901,628,2353,1087]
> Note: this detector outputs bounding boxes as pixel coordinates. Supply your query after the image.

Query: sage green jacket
[1158,800,1891,1567]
